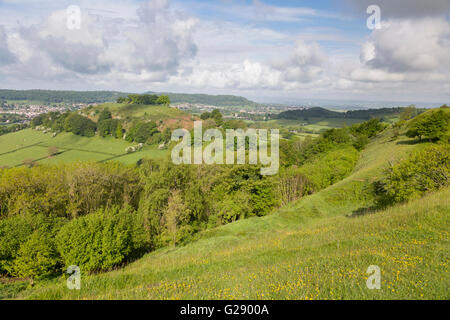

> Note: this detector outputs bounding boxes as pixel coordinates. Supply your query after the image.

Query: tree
[115,122,123,139]
[400,105,417,121]
[156,95,171,106]
[64,114,97,137]
[98,119,112,137]
[98,109,112,123]
[200,112,211,120]
[211,109,223,126]
[406,110,449,141]
[164,190,187,247]
[134,121,158,143]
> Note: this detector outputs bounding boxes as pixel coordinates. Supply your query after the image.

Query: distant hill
[0,90,126,104]
[146,91,257,107]
[277,107,406,120]
[0,89,258,107]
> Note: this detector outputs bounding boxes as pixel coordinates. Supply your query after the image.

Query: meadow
[91,103,187,120]
[4,127,448,300]
[0,129,169,167]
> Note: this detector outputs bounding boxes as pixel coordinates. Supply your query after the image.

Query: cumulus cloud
[0,25,16,66]
[170,40,327,91]
[20,10,110,74]
[0,0,197,83]
[105,0,197,80]
[274,41,327,83]
[361,18,450,73]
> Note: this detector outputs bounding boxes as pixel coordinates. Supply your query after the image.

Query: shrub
[406,110,449,141]
[56,206,147,273]
[375,145,450,206]
[0,216,34,275]
[11,231,60,279]
[299,146,359,191]
[0,215,65,277]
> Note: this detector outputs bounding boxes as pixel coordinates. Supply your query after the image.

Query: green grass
[252,118,366,134]
[4,128,448,300]
[0,129,167,167]
[95,103,188,120]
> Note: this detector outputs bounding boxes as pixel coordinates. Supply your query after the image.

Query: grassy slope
[0,129,168,167]
[8,128,448,300]
[94,103,187,120]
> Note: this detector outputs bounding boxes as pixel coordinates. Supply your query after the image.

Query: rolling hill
[7,125,448,300]
[0,89,258,107]
[277,107,407,121]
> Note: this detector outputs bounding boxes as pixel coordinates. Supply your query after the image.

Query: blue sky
[0,0,449,103]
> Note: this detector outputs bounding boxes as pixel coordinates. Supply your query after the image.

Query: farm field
[252,118,367,134]
[6,127,448,300]
[0,129,168,167]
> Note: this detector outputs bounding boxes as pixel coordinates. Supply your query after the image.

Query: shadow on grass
[396,139,420,145]
[346,205,379,218]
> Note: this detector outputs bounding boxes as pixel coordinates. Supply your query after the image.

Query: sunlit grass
[6,128,448,300]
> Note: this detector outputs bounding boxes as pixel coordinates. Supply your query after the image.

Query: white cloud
[0,25,16,66]
[362,18,450,73]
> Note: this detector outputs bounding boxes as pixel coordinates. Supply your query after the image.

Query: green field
[5,127,448,300]
[251,118,366,135]
[0,129,169,167]
[90,103,188,120]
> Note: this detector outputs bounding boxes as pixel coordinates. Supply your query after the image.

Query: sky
[0,0,449,104]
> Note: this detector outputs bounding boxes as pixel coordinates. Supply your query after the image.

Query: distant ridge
[0,89,126,104]
[0,89,258,107]
[146,91,257,107]
[277,106,406,120]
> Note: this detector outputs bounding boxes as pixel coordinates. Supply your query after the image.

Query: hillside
[277,107,406,121]
[0,129,169,168]
[0,90,126,104]
[150,92,257,107]
[7,126,448,300]
[0,89,258,107]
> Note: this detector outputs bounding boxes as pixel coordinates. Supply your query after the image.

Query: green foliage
[0,214,65,277]
[351,118,385,138]
[0,89,125,104]
[11,231,60,279]
[98,109,112,123]
[98,118,121,138]
[64,113,97,137]
[200,112,211,120]
[298,146,360,191]
[56,206,147,273]
[117,94,165,105]
[0,163,141,219]
[115,122,123,139]
[277,107,404,121]
[201,109,223,126]
[375,145,450,206]
[126,121,158,143]
[406,110,449,141]
[156,95,171,106]
[399,105,417,121]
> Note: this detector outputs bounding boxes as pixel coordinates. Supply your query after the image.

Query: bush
[56,206,147,273]
[0,216,34,275]
[11,231,60,279]
[0,215,65,277]
[64,113,97,137]
[299,146,359,191]
[406,110,449,141]
[375,145,450,206]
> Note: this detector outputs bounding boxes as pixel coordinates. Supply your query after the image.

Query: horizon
[0,87,446,108]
